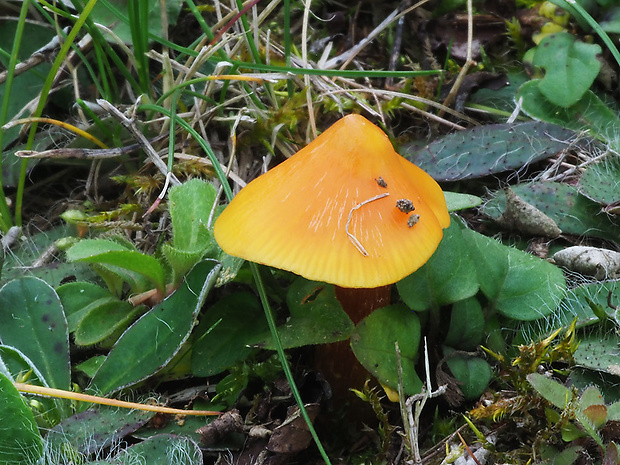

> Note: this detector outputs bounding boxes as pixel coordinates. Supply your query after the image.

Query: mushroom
[214,114,450,401]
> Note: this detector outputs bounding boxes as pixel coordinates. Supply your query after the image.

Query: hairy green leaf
[89,260,220,395]
[0,373,43,463]
[462,229,566,320]
[0,277,70,389]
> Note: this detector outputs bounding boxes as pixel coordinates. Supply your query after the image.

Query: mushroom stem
[314,285,391,407]
[334,285,391,325]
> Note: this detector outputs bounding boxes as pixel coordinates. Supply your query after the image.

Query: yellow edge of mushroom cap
[214,114,450,288]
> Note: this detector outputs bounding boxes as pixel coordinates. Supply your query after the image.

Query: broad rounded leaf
[398,219,479,311]
[444,351,491,400]
[444,297,485,350]
[533,33,601,107]
[351,305,422,395]
[67,239,166,294]
[249,279,354,349]
[192,292,268,376]
[462,229,566,320]
[0,277,70,389]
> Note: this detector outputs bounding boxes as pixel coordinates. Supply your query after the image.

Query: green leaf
[444,297,485,350]
[168,179,216,253]
[57,282,123,332]
[444,350,491,400]
[527,372,570,409]
[483,182,620,243]
[542,445,581,465]
[518,82,620,150]
[578,155,620,205]
[0,345,66,424]
[89,260,220,395]
[67,239,166,294]
[573,334,620,377]
[89,0,183,44]
[608,401,620,421]
[0,373,43,464]
[112,434,202,465]
[46,406,152,457]
[445,192,483,211]
[75,356,106,378]
[250,279,354,349]
[161,244,205,286]
[405,121,575,182]
[0,22,54,185]
[74,300,142,347]
[0,224,95,287]
[0,277,70,389]
[579,385,605,409]
[533,33,601,107]
[398,219,479,311]
[351,304,422,395]
[516,280,620,342]
[462,229,566,320]
[191,292,268,376]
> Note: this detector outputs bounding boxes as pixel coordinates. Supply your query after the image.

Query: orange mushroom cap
[214,114,450,288]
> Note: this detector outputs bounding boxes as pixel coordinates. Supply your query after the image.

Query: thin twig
[404,338,448,464]
[457,432,484,465]
[15,382,220,416]
[96,98,181,186]
[440,0,474,113]
[324,0,432,70]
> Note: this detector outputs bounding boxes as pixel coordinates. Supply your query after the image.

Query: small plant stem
[16,0,99,226]
[0,0,31,231]
[4,117,108,149]
[250,262,332,465]
[283,0,294,98]
[301,0,317,137]
[127,0,152,96]
[167,90,179,175]
[138,103,234,201]
[14,383,220,416]
[233,0,262,64]
[440,0,473,113]
[97,99,181,186]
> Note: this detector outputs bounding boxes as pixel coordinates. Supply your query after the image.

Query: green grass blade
[251,263,332,465]
[215,60,441,78]
[137,103,234,201]
[15,0,100,226]
[550,0,620,69]
[0,0,31,231]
